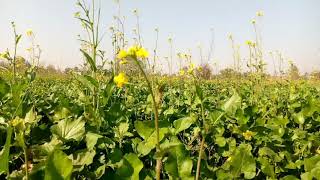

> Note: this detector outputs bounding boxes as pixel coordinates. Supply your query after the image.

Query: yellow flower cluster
[179,69,185,76]
[177,53,191,59]
[117,46,149,60]
[187,63,195,74]
[114,72,128,88]
[256,11,264,17]
[26,29,33,36]
[242,130,254,141]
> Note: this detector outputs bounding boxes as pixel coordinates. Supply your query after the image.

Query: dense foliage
[1,75,320,179]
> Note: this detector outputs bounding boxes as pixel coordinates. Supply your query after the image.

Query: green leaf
[164,139,193,179]
[123,153,144,180]
[222,91,241,115]
[280,175,299,180]
[173,115,196,134]
[44,150,73,180]
[16,34,22,44]
[25,107,39,124]
[51,117,85,141]
[223,143,256,179]
[293,112,305,125]
[52,108,70,122]
[215,136,226,147]
[304,155,320,172]
[116,158,134,178]
[71,150,96,171]
[0,78,9,98]
[134,121,154,140]
[0,126,13,175]
[137,128,168,156]
[114,122,133,141]
[80,49,97,72]
[74,74,98,93]
[258,157,275,178]
[85,132,102,150]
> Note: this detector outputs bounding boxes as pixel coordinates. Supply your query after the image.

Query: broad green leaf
[116,159,134,178]
[304,155,320,172]
[51,117,85,141]
[222,91,241,115]
[293,111,305,125]
[173,115,196,134]
[134,121,154,140]
[44,150,73,180]
[52,108,71,122]
[71,150,96,171]
[164,139,193,179]
[258,147,282,162]
[85,132,102,150]
[137,128,168,156]
[123,153,144,180]
[215,136,226,147]
[258,157,275,178]
[24,107,39,124]
[114,122,133,141]
[0,126,12,175]
[95,165,106,179]
[224,143,256,179]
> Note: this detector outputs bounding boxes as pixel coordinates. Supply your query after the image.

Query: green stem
[133,57,161,180]
[196,80,206,180]
[23,132,29,180]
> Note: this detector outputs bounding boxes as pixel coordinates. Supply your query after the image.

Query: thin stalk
[23,132,29,180]
[196,99,206,180]
[196,136,205,180]
[133,57,161,180]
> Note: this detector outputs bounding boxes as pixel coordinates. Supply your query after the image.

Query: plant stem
[133,58,161,180]
[196,88,206,180]
[23,132,29,180]
[196,136,205,180]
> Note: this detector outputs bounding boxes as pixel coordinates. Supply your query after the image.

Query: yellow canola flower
[197,66,203,72]
[128,45,139,56]
[179,69,185,76]
[127,46,149,59]
[136,47,149,59]
[26,29,33,36]
[245,40,253,46]
[187,63,195,74]
[251,19,256,24]
[117,50,128,59]
[242,130,254,141]
[114,72,128,88]
[256,11,264,17]
[120,59,128,65]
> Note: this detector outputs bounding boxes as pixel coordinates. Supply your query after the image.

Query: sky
[0,0,319,73]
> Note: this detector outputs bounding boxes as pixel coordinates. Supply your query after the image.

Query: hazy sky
[1,0,319,73]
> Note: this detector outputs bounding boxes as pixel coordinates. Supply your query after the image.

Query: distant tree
[310,71,320,80]
[287,62,300,80]
[219,68,240,78]
[196,63,213,80]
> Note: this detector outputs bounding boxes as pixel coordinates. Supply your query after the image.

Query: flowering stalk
[116,46,161,179]
[132,57,161,180]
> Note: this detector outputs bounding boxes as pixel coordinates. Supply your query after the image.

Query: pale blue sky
[1,0,319,73]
